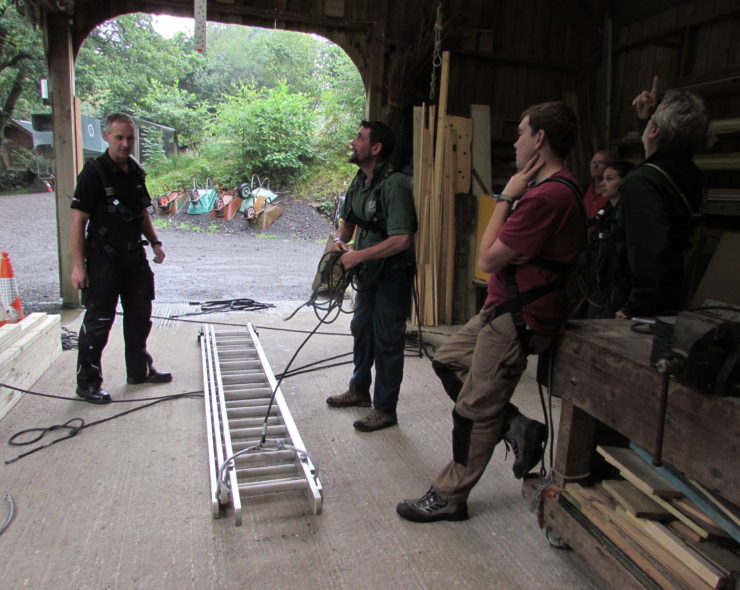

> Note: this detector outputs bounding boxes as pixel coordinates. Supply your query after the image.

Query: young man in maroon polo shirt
[397,101,585,522]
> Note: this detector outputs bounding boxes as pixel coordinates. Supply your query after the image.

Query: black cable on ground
[1,383,203,465]
[61,327,78,350]
[0,495,14,536]
[171,298,275,318]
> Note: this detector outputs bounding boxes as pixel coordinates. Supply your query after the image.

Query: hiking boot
[353,408,397,432]
[326,389,371,408]
[396,487,469,523]
[502,409,547,479]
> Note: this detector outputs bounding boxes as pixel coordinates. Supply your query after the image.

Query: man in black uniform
[71,113,171,404]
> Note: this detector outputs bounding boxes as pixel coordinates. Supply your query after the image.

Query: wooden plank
[669,520,708,544]
[561,487,691,590]
[677,534,740,579]
[470,104,492,195]
[449,116,472,195]
[672,497,729,534]
[693,153,740,171]
[0,312,49,350]
[440,125,457,325]
[431,52,450,324]
[689,478,740,529]
[473,194,497,283]
[615,508,719,590]
[0,313,61,420]
[619,509,727,589]
[631,444,740,543]
[602,479,673,521]
[597,446,683,499]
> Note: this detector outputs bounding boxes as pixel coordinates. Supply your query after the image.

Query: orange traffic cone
[0,290,7,327]
[0,252,24,325]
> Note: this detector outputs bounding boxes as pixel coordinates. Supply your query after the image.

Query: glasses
[590,160,608,166]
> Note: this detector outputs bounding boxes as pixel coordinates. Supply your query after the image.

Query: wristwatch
[151,240,163,247]
[496,194,518,204]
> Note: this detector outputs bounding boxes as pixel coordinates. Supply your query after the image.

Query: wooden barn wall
[610,0,740,144]
[441,0,600,187]
[608,0,740,208]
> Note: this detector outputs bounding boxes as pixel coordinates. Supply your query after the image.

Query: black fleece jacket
[616,148,702,317]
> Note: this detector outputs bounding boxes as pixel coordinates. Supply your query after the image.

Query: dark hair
[604,160,634,179]
[520,101,578,159]
[104,112,135,133]
[360,120,395,160]
[654,90,708,152]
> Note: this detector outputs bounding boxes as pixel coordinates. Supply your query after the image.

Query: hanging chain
[429,1,443,102]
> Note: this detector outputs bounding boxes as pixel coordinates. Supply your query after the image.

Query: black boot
[502,406,547,479]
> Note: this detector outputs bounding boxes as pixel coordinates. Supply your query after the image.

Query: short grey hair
[654,90,708,152]
[104,112,135,133]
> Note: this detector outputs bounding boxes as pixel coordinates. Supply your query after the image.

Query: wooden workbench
[534,319,740,590]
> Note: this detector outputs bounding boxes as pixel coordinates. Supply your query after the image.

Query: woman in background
[585,160,634,318]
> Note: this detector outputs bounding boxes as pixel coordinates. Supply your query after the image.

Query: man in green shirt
[326,121,418,432]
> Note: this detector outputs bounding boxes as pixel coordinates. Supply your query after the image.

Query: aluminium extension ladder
[199,323,323,525]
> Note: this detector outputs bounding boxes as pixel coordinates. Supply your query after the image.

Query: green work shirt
[341,161,417,285]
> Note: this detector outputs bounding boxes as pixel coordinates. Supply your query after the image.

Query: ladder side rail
[210,326,244,525]
[199,327,220,517]
[246,323,323,511]
[204,326,226,497]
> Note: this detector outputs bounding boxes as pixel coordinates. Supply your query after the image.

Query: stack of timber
[0,313,62,420]
[412,51,473,326]
[560,445,740,590]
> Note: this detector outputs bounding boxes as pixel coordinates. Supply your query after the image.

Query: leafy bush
[210,82,316,186]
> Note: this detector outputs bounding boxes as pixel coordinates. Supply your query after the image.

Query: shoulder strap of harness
[501,175,586,352]
[642,162,701,219]
[345,165,395,236]
[89,157,140,223]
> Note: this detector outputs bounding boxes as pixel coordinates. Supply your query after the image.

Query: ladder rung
[224,388,273,400]
[236,464,300,478]
[239,477,308,495]
[226,398,275,418]
[222,374,266,384]
[227,416,281,428]
[232,449,298,462]
[230,425,287,439]
[226,405,279,418]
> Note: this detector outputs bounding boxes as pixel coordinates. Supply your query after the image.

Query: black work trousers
[348,266,414,412]
[77,245,155,388]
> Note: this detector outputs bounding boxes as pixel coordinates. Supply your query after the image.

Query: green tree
[191,26,322,101]
[314,41,365,163]
[0,1,47,171]
[210,82,316,185]
[75,13,203,118]
[137,80,210,151]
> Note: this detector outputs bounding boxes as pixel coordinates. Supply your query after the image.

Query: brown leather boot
[353,408,398,432]
[326,389,371,408]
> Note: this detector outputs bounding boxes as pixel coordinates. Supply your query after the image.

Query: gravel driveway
[0,191,335,313]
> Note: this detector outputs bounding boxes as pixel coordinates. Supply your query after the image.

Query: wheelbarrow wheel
[238,183,251,199]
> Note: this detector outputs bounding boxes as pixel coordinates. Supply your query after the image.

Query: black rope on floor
[170,298,275,318]
[1,383,203,465]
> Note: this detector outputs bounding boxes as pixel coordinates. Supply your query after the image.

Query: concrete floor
[0,302,606,589]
